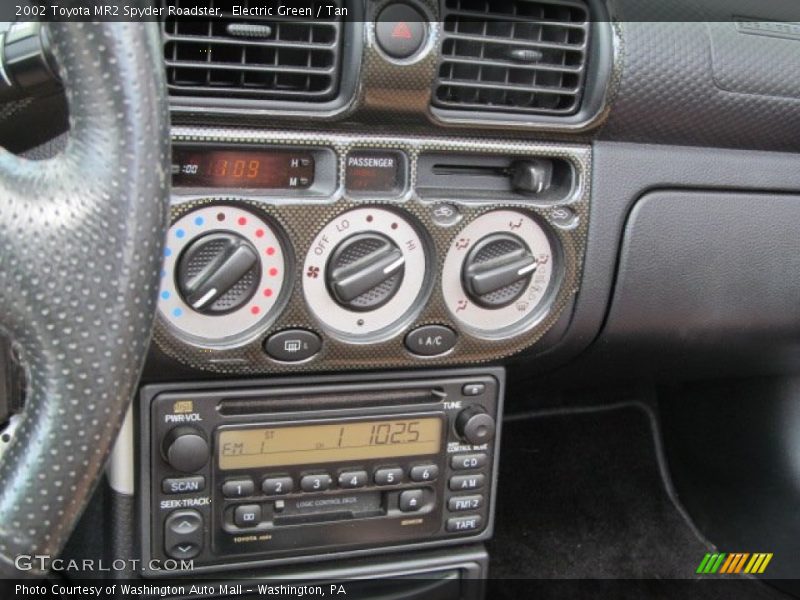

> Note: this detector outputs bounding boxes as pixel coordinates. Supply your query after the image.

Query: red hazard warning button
[376,4,427,59]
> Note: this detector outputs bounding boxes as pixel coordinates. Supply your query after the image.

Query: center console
[136,130,590,584]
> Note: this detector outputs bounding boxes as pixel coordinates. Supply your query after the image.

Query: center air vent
[434,0,590,116]
[163,0,343,102]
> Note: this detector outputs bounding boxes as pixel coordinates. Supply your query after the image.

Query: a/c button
[405,325,457,357]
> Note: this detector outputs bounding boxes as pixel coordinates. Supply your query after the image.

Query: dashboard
[4,0,800,593]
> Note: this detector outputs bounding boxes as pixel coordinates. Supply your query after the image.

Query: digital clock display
[217,417,442,470]
[172,148,315,189]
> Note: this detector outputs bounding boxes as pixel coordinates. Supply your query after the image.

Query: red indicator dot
[266,247,276,256]
[238,217,247,226]
[269,267,278,277]
[216,212,225,222]
[251,306,261,315]
[391,222,398,230]
[255,229,265,238]
[366,215,374,223]
[263,288,273,297]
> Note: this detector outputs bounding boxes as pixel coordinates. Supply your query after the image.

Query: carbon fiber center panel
[155,128,590,374]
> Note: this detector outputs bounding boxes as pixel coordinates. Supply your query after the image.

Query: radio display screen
[172,148,315,189]
[218,418,441,470]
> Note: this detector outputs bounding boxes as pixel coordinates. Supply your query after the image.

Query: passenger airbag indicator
[346,150,405,194]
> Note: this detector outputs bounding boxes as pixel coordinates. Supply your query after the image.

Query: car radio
[139,369,504,575]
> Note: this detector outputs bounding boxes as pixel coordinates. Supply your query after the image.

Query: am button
[405,324,457,357]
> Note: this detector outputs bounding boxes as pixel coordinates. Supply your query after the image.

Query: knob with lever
[326,233,405,311]
[462,233,537,309]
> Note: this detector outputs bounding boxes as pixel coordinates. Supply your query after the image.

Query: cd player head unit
[139,369,504,575]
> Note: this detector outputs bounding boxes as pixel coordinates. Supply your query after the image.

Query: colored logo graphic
[697,553,773,575]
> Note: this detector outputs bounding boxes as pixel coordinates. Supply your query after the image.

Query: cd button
[234,504,262,528]
[409,464,439,482]
[262,476,294,496]
[449,474,485,491]
[374,467,404,486]
[222,478,254,498]
[338,470,368,489]
[399,489,424,512]
[301,473,332,492]
[450,453,488,471]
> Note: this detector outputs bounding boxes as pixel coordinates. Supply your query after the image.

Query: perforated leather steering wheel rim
[0,19,169,576]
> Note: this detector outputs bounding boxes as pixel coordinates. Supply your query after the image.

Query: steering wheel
[0,20,169,576]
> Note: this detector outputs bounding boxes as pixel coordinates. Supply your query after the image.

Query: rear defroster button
[265,329,321,362]
[405,325,457,357]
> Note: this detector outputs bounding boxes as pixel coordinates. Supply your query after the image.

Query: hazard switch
[375,3,427,59]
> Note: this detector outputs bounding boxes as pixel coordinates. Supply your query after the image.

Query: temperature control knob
[162,427,209,473]
[455,406,496,446]
[462,233,537,309]
[176,232,260,315]
[326,233,405,311]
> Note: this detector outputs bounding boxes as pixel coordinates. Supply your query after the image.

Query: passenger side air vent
[163,0,343,102]
[434,0,590,116]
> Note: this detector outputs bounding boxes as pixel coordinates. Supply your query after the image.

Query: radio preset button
[263,477,294,496]
[399,489,424,512]
[162,476,205,495]
[234,504,262,528]
[339,470,368,489]
[374,468,404,486]
[451,453,488,471]
[449,474,485,492]
[448,495,483,512]
[301,474,332,492]
[222,478,254,498]
[409,464,439,482]
[446,515,483,533]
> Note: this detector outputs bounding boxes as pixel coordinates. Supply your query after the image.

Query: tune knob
[176,232,260,315]
[455,406,496,446]
[326,232,405,311]
[162,427,209,473]
[462,233,537,309]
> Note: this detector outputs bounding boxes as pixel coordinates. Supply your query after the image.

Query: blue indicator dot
[160,291,170,300]
[172,307,183,317]
[160,269,166,278]
[164,247,172,257]
[176,228,185,239]
[194,216,205,226]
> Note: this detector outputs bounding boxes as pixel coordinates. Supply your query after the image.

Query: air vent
[163,0,343,102]
[434,0,590,116]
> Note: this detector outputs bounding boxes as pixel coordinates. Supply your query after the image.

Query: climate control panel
[153,135,590,374]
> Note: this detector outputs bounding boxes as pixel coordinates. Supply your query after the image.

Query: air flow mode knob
[326,232,406,311]
[176,232,260,315]
[462,233,537,309]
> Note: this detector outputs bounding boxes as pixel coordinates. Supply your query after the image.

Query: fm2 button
[405,325,457,357]
[375,4,427,59]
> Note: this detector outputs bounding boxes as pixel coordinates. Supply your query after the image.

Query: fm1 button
[265,329,321,362]
[375,4,427,59]
[405,325,456,357]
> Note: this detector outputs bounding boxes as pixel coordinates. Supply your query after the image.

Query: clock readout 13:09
[217,418,442,470]
[172,148,315,189]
